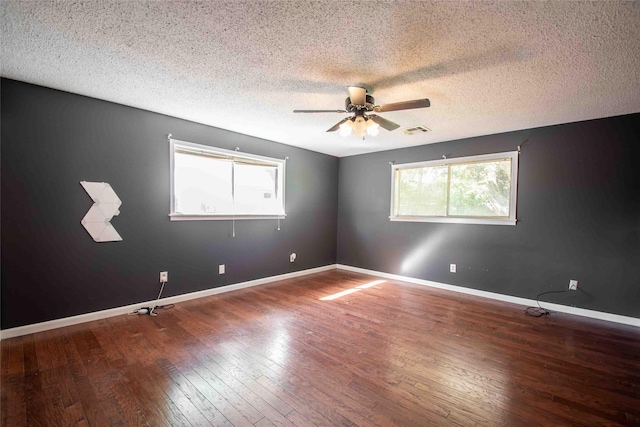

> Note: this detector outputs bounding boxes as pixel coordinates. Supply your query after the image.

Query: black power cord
[524,289,571,317]
[128,281,175,316]
[128,304,175,316]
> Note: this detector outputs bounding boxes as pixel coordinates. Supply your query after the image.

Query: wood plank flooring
[2,270,640,426]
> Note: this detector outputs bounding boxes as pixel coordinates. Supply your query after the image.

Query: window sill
[170,214,286,221]
[390,216,517,226]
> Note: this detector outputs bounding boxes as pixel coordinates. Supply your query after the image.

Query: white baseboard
[336,264,640,328]
[3,263,637,340]
[0,265,336,340]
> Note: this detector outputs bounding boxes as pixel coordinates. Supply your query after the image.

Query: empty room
[1,1,639,426]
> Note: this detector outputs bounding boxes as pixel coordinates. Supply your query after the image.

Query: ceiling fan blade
[293,109,347,113]
[374,98,431,113]
[326,117,351,132]
[347,86,367,106]
[368,114,400,131]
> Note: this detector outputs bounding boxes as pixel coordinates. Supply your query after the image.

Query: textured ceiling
[2,1,640,157]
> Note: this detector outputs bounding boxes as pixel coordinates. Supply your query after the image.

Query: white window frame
[390,151,518,226]
[169,138,286,221]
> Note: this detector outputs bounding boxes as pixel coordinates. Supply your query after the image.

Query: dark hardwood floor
[2,270,640,426]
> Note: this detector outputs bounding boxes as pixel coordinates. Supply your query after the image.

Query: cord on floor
[524,290,570,317]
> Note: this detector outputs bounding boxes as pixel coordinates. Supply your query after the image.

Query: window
[169,139,285,220]
[391,151,518,225]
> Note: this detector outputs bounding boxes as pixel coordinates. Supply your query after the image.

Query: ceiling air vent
[403,125,431,135]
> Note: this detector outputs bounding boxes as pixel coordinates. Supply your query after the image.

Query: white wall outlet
[290,253,297,263]
[219,264,225,274]
[160,271,168,283]
[450,264,456,273]
[569,280,578,290]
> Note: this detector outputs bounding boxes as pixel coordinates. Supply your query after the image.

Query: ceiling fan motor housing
[345,94,375,112]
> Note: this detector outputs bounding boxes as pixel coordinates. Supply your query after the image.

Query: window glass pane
[234,164,281,214]
[449,159,511,217]
[170,140,286,219]
[396,165,448,216]
[174,152,233,213]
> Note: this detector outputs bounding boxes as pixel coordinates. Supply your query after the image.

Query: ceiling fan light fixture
[339,120,353,136]
[366,120,380,136]
[353,116,368,138]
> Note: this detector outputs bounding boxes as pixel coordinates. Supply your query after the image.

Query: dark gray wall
[337,114,640,318]
[3,77,638,329]
[1,79,338,329]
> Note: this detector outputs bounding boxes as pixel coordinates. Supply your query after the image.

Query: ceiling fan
[293,86,430,138]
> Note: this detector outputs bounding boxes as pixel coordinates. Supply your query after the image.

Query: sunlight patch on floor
[319,280,386,301]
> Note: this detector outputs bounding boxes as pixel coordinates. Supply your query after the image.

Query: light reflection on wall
[400,229,448,275]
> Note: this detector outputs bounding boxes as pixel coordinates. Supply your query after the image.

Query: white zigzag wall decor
[80,181,122,242]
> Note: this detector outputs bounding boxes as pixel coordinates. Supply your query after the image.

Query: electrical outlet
[219,264,225,274]
[450,264,456,273]
[569,280,578,290]
[290,253,297,263]
[160,271,168,283]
